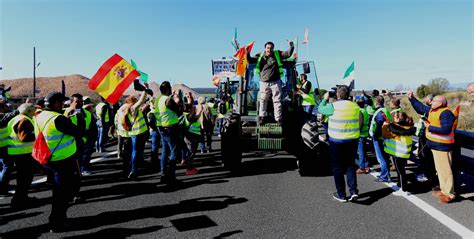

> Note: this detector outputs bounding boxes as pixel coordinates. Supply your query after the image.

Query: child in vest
[382,111,415,194]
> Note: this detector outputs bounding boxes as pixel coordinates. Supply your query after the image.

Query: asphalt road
[0,136,473,238]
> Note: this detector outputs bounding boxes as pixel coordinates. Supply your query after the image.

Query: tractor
[217,58,326,173]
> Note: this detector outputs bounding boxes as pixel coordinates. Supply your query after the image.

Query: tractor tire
[221,113,242,171]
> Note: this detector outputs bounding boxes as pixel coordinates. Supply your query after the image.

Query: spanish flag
[234,41,255,77]
[88,54,140,104]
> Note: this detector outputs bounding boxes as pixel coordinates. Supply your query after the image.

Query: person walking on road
[408,91,457,203]
[0,99,19,197]
[7,103,37,208]
[197,97,213,153]
[95,97,110,153]
[318,85,362,203]
[369,96,392,183]
[247,40,294,125]
[35,92,84,232]
[356,98,370,174]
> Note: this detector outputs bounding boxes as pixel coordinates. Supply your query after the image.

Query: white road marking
[369,171,474,239]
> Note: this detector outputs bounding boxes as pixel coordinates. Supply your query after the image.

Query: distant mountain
[450,82,470,89]
[193,88,216,95]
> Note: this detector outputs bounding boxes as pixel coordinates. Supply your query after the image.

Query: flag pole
[306,42,309,61]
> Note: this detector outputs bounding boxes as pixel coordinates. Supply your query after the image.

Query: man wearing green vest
[7,103,36,208]
[95,97,110,153]
[0,99,19,197]
[81,96,98,175]
[182,106,201,175]
[297,73,316,114]
[356,98,370,174]
[36,92,84,232]
[155,81,181,186]
[318,86,363,203]
[64,94,95,176]
[247,41,294,125]
[369,96,392,182]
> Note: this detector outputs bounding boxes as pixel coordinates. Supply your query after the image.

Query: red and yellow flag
[234,41,255,77]
[88,54,140,105]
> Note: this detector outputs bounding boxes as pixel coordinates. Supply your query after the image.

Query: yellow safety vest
[384,135,412,159]
[301,82,316,106]
[426,107,455,144]
[360,108,369,137]
[95,102,110,123]
[155,95,178,127]
[369,108,391,139]
[34,111,77,161]
[207,102,217,116]
[184,114,201,136]
[0,125,8,148]
[64,108,91,143]
[7,115,34,155]
[328,100,360,140]
[128,110,148,136]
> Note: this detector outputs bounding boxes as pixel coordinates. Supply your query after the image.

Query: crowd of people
[318,86,461,204]
[0,81,232,232]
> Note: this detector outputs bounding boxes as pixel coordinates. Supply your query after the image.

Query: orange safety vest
[426,107,456,144]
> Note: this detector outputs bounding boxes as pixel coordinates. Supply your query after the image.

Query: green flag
[342,61,355,89]
[131,59,148,83]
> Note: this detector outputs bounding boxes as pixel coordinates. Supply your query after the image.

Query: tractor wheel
[221,114,242,171]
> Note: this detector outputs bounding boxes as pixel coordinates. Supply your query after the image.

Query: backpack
[218,102,227,115]
[32,116,65,165]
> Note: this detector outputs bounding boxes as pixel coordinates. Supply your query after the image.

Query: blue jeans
[373,139,390,181]
[303,105,314,115]
[150,131,160,165]
[356,137,368,170]
[130,133,146,175]
[0,147,13,193]
[159,127,179,178]
[217,118,224,135]
[81,139,95,172]
[96,122,109,151]
[329,138,358,197]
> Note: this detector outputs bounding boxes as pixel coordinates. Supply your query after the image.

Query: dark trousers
[11,154,34,202]
[47,157,80,227]
[81,138,95,172]
[418,136,438,187]
[121,136,132,175]
[392,156,408,191]
[329,138,358,197]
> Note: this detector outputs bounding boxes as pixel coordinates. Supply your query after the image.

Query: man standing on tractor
[247,40,294,125]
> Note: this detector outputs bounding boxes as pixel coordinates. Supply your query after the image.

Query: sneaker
[218,134,221,138]
[438,194,454,204]
[180,160,186,166]
[332,193,347,203]
[392,190,410,196]
[432,190,444,197]
[416,174,428,182]
[356,169,367,174]
[364,167,371,173]
[375,177,391,183]
[348,194,359,202]
[185,168,199,175]
[128,172,137,180]
[81,171,92,176]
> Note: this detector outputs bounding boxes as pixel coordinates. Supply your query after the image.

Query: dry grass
[393,91,473,132]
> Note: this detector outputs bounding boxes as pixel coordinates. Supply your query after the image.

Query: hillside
[0,75,201,103]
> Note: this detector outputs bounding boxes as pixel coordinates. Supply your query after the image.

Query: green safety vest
[7,115,34,155]
[255,50,284,79]
[328,100,360,140]
[366,97,376,115]
[64,108,92,143]
[115,109,130,138]
[369,107,392,139]
[34,111,77,161]
[128,110,148,136]
[155,95,178,127]
[384,135,412,159]
[301,82,316,106]
[184,114,201,136]
[360,108,369,137]
[207,102,217,116]
[0,125,8,148]
[217,102,228,119]
[95,102,110,123]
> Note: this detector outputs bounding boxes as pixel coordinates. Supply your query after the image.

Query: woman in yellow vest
[35,92,84,232]
[123,91,148,179]
[182,106,201,175]
[7,103,37,208]
[382,112,415,195]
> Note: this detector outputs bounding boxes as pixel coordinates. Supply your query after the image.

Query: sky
[0,0,472,90]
